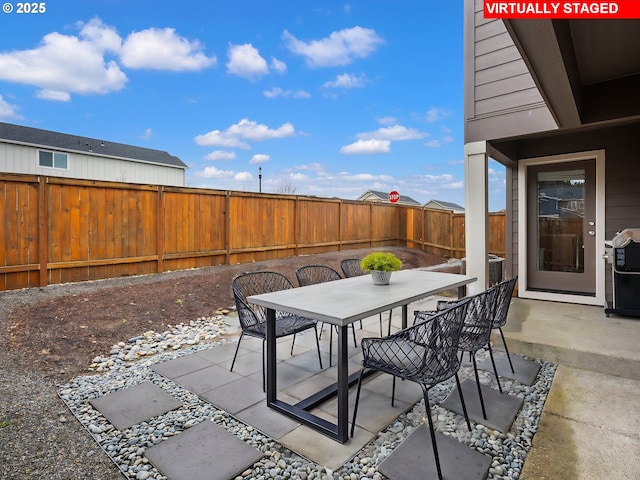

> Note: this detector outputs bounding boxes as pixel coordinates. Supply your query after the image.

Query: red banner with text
[484,1,640,19]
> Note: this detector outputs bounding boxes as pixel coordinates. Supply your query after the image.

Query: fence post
[38,176,48,287]
[156,187,164,273]
[225,191,231,264]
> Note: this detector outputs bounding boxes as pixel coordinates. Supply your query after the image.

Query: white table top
[248,269,477,327]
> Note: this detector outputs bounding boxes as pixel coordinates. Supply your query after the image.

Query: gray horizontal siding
[465,0,556,141]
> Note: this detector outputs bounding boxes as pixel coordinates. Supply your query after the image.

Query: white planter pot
[371,270,392,285]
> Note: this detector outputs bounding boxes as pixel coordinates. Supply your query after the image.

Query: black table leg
[266,308,276,403]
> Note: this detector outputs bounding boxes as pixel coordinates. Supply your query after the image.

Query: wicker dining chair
[340,258,392,336]
[489,276,519,373]
[350,298,472,480]
[230,271,323,390]
[295,265,357,367]
[415,285,502,420]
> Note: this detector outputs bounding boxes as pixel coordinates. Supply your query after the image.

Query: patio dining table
[247,268,477,443]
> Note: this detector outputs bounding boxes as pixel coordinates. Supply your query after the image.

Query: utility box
[461,254,505,286]
[605,228,640,317]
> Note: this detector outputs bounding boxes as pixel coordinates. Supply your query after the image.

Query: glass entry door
[526,160,596,295]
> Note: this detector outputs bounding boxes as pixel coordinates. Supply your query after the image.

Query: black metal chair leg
[290,333,296,356]
[422,387,444,480]
[391,377,397,407]
[313,325,323,369]
[471,354,488,419]
[229,333,244,372]
[350,370,366,437]
[455,373,472,432]
[499,327,515,373]
[486,342,503,393]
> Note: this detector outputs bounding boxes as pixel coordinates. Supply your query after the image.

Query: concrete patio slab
[199,376,264,415]
[144,419,263,480]
[378,424,491,480]
[520,365,640,480]
[477,352,540,386]
[150,354,215,379]
[89,381,182,431]
[441,378,524,432]
[233,392,301,439]
[278,421,377,471]
[173,364,241,395]
[195,342,250,364]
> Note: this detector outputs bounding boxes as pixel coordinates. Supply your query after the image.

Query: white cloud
[425,140,441,147]
[263,87,311,99]
[77,18,122,53]
[194,130,251,149]
[36,89,70,101]
[425,107,448,123]
[377,116,397,125]
[341,172,393,181]
[293,162,324,172]
[140,128,153,140]
[357,125,427,141]
[323,73,366,89]
[340,139,390,154]
[250,154,270,164]
[204,150,236,161]
[0,94,21,120]
[194,118,296,148]
[196,166,236,178]
[226,43,268,79]
[0,26,127,99]
[282,26,384,67]
[121,27,216,71]
[235,171,253,181]
[271,57,287,74]
[227,118,295,141]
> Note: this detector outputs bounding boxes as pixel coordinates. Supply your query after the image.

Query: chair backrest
[232,271,294,329]
[407,297,471,382]
[490,276,518,328]
[295,265,342,287]
[340,258,364,278]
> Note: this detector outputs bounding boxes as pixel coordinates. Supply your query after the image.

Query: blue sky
[0,0,506,210]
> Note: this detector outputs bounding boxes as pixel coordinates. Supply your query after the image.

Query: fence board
[0,173,506,291]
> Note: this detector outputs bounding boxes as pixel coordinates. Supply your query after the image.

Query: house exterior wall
[503,123,640,304]
[464,0,557,143]
[0,142,185,186]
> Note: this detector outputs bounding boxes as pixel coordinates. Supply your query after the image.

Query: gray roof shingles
[0,122,187,169]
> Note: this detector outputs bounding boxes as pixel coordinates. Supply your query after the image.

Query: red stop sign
[388,190,400,203]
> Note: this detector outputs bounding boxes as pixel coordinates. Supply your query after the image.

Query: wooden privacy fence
[0,174,506,291]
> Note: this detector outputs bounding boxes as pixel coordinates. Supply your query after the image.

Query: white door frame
[517,150,606,306]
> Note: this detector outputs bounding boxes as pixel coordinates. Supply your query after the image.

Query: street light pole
[258,167,262,193]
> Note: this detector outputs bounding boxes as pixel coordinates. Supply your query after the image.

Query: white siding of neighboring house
[0,142,186,186]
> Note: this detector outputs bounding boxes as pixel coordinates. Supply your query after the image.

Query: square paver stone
[89,381,182,431]
[440,378,524,432]
[145,420,263,480]
[378,424,491,480]
[478,353,540,386]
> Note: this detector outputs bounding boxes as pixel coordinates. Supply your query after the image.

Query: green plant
[360,252,402,272]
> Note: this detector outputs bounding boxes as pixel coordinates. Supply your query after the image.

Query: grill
[605,228,640,317]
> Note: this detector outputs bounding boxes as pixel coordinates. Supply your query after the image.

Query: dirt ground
[0,247,455,383]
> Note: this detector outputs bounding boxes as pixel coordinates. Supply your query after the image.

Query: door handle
[588,231,595,236]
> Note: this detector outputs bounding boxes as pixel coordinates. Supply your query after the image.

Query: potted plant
[360,252,403,285]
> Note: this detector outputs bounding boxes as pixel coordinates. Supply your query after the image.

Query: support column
[464,141,489,293]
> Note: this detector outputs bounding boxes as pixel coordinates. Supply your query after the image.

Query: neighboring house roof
[357,189,421,206]
[424,199,465,212]
[0,122,187,169]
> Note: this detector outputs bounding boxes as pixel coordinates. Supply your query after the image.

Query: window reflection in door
[536,169,585,273]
